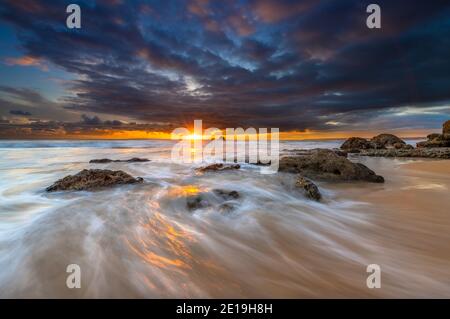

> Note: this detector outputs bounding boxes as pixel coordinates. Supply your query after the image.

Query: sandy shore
[324,157,450,297]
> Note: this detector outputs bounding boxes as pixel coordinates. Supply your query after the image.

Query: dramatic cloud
[0,0,449,137]
[9,109,32,116]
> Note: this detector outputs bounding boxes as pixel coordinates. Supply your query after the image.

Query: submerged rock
[89,158,150,163]
[196,163,240,173]
[186,194,210,211]
[213,189,240,200]
[279,149,384,183]
[186,189,241,212]
[296,176,321,201]
[46,169,143,192]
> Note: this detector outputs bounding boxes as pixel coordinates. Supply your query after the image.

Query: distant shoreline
[0,137,427,142]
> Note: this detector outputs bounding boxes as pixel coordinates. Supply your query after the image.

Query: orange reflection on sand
[125,212,196,271]
[167,185,205,197]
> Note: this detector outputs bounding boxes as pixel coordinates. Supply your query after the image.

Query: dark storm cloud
[9,110,32,116]
[1,0,450,133]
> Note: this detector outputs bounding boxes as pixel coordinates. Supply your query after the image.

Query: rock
[296,176,321,201]
[279,149,384,183]
[89,158,114,163]
[213,189,240,200]
[359,147,450,159]
[370,134,406,149]
[218,203,236,213]
[89,158,150,163]
[332,149,348,157]
[417,132,450,148]
[46,169,143,192]
[186,189,240,212]
[186,195,210,211]
[341,134,409,151]
[196,163,240,173]
[443,120,450,134]
[427,133,441,140]
[415,121,450,148]
[340,137,372,152]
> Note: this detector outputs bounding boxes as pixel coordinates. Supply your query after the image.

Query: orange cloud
[228,14,254,36]
[5,56,48,71]
[187,0,210,17]
[253,0,313,23]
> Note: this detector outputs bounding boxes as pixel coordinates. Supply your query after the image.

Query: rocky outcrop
[295,177,321,201]
[358,147,450,159]
[341,134,412,152]
[279,149,384,183]
[415,121,450,148]
[417,135,450,148]
[196,163,240,173]
[46,169,144,192]
[89,158,150,163]
[370,134,408,149]
[340,137,372,151]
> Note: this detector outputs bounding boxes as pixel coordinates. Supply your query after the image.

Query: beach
[0,139,449,298]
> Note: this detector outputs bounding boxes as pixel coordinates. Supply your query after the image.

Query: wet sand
[325,158,450,298]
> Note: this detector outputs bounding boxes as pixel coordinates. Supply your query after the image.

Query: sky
[0,0,449,139]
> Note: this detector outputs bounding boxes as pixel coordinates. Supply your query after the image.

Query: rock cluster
[341,134,412,152]
[279,149,384,183]
[340,121,450,158]
[416,122,450,148]
[46,169,143,192]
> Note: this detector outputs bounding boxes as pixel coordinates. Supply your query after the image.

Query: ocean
[1,139,449,298]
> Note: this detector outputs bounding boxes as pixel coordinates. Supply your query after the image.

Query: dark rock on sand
[279,149,384,183]
[340,137,373,151]
[46,169,144,192]
[370,133,407,149]
[89,157,150,163]
[358,147,450,159]
[296,176,322,201]
[196,163,240,173]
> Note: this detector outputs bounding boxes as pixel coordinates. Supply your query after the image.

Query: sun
[183,133,203,140]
